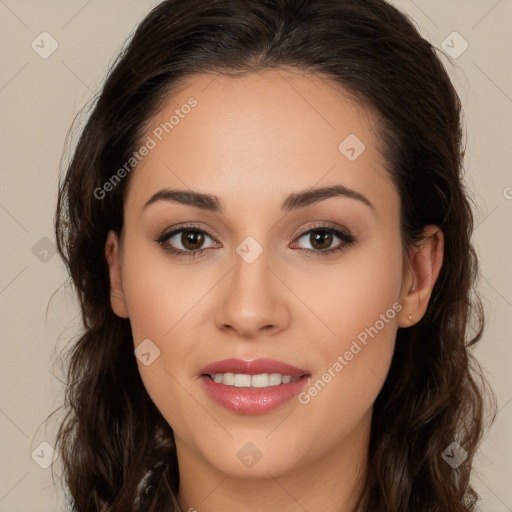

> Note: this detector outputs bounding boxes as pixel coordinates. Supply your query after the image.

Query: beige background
[1,1,511,510]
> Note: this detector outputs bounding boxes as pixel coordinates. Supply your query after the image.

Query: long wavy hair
[52,0,495,510]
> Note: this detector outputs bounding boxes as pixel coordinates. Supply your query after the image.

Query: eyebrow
[143,184,375,213]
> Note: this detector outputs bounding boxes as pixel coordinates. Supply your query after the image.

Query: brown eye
[180,230,206,250]
[157,226,218,257]
[308,230,334,251]
[292,224,355,256]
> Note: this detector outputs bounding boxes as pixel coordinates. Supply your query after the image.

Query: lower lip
[200,375,310,415]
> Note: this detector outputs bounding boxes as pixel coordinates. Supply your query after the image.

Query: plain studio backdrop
[0,1,511,510]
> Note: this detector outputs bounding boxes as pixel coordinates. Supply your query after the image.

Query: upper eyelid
[159,222,216,239]
[295,222,351,237]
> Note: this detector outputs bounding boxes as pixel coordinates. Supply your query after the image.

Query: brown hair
[53,0,494,510]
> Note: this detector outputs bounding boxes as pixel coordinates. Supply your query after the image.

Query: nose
[214,251,291,340]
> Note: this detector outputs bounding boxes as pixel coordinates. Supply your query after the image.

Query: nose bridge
[214,239,290,337]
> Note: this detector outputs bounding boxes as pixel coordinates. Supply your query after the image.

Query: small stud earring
[408,312,413,321]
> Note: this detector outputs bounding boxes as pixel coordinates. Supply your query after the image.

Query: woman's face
[107,69,412,479]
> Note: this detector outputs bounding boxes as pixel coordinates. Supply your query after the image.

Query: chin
[196,434,307,479]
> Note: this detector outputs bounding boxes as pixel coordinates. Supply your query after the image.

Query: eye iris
[182,230,204,250]
[310,230,332,250]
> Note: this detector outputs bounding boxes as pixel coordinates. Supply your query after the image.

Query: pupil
[311,231,332,250]
[183,230,204,250]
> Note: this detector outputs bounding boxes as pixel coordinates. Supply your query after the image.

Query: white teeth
[251,373,269,387]
[269,373,282,386]
[209,373,299,388]
[234,374,251,387]
[222,372,235,385]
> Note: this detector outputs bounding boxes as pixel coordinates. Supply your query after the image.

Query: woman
[53,0,494,510]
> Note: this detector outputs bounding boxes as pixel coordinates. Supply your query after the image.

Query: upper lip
[198,358,310,378]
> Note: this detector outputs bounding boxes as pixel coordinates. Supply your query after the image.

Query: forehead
[124,68,396,217]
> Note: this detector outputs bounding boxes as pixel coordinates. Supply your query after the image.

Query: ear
[105,230,129,318]
[397,225,444,327]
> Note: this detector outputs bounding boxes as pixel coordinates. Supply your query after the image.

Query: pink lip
[199,358,309,378]
[198,358,311,415]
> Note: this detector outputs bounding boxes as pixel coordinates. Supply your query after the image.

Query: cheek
[292,238,403,453]
[289,224,403,354]
[119,239,217,428]
[121,240,201,342]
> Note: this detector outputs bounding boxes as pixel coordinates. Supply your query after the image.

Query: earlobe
[105,230,130,319]
[398,225,444,327]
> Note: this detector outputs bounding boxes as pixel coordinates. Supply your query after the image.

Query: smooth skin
[105,69,443,512]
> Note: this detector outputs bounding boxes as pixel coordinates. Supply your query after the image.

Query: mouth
[198,358,311,415]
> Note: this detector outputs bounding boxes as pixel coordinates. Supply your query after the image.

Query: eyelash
[156,222,355,259]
